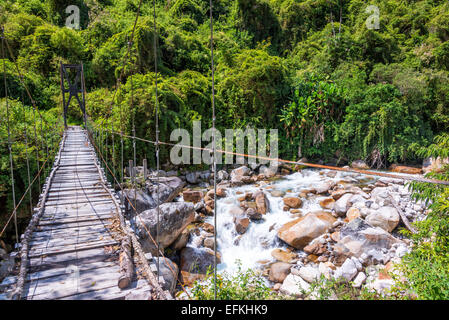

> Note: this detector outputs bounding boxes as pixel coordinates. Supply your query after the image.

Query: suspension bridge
[3,0,449,302]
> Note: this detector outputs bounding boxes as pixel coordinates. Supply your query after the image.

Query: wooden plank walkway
[17,126,156,300]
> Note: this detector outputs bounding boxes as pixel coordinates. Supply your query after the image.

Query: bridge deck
[21,127,152,300]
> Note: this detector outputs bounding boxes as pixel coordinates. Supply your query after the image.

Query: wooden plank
[61,280,149,300]
[40,212,114,223]
[30,233,115,250]
[25,265,123,299]
[42,203,116,214]
[35,220,114,232]
[43,197,114,206]
[31,224,115,241]
[29,247,117,271]
[28,239,119,258]
[26,261,118,284]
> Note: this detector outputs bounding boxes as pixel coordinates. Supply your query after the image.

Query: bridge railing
[0,28,65,247]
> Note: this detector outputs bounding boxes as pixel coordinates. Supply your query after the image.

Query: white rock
[352,272,366,288]
[365,206,400,232]
[298,265,321,283]
[318,262,332,280]
[335,193,353,216]
[280,274,311,296]
[395,245,408,258]
[333,258,358,282]
[350,256,363,271]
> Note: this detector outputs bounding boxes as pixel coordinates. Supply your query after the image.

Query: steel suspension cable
[208,0,218,300]
[153,0,161,286]
[2,27,18,244]
[20,77,32,216]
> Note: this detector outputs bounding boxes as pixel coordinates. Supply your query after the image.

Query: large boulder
[155,258,179,294]
[136,202,195,254]
[365,206,400,232]
[147,176,185,205]
[121,177,185,215]
[180,247,221,275]
[268,262,291,283]
[121,189,156,215]
[230,166,251,185]
[333,218,402,259]
[277,211,336,249]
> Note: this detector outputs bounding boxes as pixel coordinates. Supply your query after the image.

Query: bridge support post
[60,63,87,129]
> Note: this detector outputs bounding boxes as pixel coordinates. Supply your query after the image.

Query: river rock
[270,190,286,197]
[277,211,336,249]
[186,171,201,184]
[146,176,185,205]
[352,272,367,288]
[207,188,227,198]
[333,218,402,259]
[230,166,251,185]
[246,208,262,220]
[228,205,245,216]
[303,242,326,255]
[330,189,349,200]
[180,247,221,275]
[334,193,353,216]
[351,160,369,170]
[365,206,400,232]
[136,202,195,254]
[333,258,358,282]
[345,207,361,222]
[259,165,277,178]
[170,227,191,251]
[283,197,302,209]
[319,198,335,210]
[280,274,310,296]
[182,190,204,203]
[271,248,296,263]
[298,265,321,283]
[269,262,291,283]
[0,254,14,281]
[315,181,336,194]
[234,216,250,234]
[217,170,229,182]
[120,189,156,215]
[254,191,269,214]
[155,258,179,294]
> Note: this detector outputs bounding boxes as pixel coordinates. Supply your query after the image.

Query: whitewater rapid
[193,169,368,274]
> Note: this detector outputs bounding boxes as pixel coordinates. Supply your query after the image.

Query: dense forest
[1,0,449,298]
